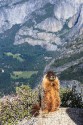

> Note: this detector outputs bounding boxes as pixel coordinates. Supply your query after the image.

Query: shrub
[60,87,83,108]
[0,85,38,125]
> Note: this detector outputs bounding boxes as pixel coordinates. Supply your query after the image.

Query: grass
[11,71,38,80]
[5,52,24,62]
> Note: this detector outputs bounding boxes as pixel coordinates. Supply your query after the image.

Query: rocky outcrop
[14,27,61,51]
[17,108,83,125]
[35,17,63,32]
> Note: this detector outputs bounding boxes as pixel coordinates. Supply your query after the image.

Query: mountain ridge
[0,0,83,51]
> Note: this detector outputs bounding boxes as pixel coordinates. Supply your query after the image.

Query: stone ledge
[18,108,83,125]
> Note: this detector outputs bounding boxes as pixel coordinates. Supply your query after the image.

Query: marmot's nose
[50,76,55,81]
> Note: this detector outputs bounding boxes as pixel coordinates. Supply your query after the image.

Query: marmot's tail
[31,104,40,117]
[31,86,42,117]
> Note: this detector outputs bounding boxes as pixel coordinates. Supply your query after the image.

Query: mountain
[0,0,83,95]
[0,0,83,50]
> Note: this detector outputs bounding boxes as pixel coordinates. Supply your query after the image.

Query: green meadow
[11,71,38,80]
[5,52,24,62]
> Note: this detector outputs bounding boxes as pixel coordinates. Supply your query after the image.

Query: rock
[14,27,61,51]
[17,108,83,125]
[0,0,83,50]
[35,17,63,32]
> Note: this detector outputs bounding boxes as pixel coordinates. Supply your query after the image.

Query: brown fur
[31,104,40,116]
[41,71,60,113]
[31,71,60,116]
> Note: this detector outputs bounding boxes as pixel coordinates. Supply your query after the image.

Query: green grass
[11,71,38,80]
[5,52,24,62]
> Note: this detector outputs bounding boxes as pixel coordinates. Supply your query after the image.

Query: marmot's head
[46,71,56,82]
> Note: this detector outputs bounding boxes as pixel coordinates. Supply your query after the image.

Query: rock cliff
[0,0,83,51]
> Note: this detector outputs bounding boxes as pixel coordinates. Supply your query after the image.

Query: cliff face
[0,0,83,51]
[17,108,83,125]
